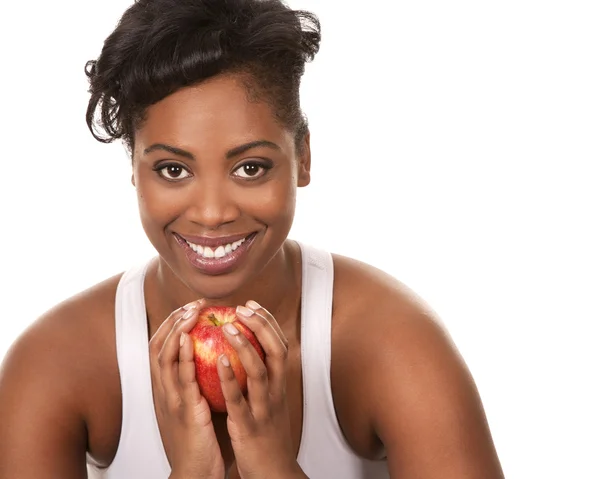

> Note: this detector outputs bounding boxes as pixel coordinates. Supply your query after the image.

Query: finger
[243,303,289,398]
[160,299,206,367]
[223,321,270,416]
[149,302,196,396]
[217,352,253,425]
[236,306,288,365]
[150,300,202,366]
[159,301,206,401]
[178,332,213,427]
[231,309,288,406]
[154,299,204,342]
[246,300,288,349]
[149,306,185,361]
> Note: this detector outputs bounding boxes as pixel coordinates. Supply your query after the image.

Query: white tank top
[87,242,389,478]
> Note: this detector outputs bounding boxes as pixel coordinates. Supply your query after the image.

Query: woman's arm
[352,296,505,478]
[0,315,89,478]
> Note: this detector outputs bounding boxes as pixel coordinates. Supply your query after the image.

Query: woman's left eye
[233,162,269,179]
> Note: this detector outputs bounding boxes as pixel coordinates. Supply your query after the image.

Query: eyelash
[152,163,192,182]
[152,161,273,182]
[233,162,273,180]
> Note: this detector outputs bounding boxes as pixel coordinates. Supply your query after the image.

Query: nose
[184,178,239,228]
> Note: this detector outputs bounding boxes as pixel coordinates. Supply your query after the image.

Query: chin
[185,272,249,301]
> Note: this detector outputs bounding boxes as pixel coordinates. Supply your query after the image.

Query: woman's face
[131,74,310,299]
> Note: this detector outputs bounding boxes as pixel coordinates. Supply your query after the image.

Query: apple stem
[207,313,221,327]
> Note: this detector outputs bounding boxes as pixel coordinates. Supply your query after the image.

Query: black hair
[85,0,321,153]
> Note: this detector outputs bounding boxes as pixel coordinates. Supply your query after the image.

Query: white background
[1,1,599,477]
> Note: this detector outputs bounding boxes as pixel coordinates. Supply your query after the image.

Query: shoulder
[330,254,503,477]
[0,272,125,475]
[6,271,123,372]
[0,271,124,426]
[331,252,437,335]
[330,253,448,396]
[330,252,467,413]
[329,253,447,452]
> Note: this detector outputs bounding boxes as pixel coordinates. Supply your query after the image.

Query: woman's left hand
[217,300,305,479]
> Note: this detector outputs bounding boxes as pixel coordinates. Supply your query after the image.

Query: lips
[177,232,250,248]
[174,232,257,275]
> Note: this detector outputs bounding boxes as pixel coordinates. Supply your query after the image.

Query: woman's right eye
[156,164,192,181]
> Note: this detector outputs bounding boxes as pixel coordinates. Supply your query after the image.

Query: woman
[0,0,504,478]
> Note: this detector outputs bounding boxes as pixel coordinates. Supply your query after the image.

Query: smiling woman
[130,77,310,299]
[0,0,505,479]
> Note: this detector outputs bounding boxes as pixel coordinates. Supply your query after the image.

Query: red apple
[188,306,266,413]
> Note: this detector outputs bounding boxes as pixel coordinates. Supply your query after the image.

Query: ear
[296,131,311,187]
[128,146,136,187]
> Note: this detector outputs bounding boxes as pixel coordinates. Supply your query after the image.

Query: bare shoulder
[0,272,124,478]
[331,253,440,336]
[330,253,451,396]
[3,271,123,381]
[330,254,504,478]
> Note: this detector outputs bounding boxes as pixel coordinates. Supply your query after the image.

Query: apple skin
[188,306,266,413]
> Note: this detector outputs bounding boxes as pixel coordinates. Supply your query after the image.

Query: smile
[174,232,257,275]
[185,237,247,259]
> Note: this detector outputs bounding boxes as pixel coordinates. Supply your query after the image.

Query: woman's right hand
[149,299,225,479]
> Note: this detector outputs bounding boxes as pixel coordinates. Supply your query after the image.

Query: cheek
[135,173,185,229]
[237,176,297,224]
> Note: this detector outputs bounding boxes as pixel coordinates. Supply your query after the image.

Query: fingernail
[223,323,240,335]
[180,332,186,347]
[183,301,197,311]
[247,300,261,310]
[236,305,253,318]
[220,354,230,367]
[182,308,197,320]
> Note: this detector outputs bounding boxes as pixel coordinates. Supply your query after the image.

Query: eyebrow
[143,140,282,160]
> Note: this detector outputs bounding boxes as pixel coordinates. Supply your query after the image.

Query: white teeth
[232,239,244,251]
[187,242,202,255]
[185,236,249,260]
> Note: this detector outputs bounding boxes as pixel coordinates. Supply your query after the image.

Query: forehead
[134,74,293,156]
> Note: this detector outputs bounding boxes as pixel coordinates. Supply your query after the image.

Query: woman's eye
[157,164,192,181]
[233,162,267,179]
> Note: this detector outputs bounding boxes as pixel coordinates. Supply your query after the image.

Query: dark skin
[0,74,505,478]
